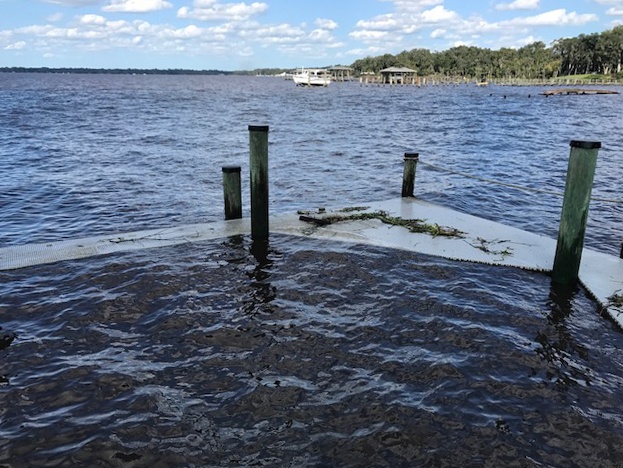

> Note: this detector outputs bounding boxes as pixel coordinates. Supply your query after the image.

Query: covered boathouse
[328,66,354,82]
[379,66,417,84]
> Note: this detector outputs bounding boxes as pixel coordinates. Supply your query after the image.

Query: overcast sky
[1,0,622,70]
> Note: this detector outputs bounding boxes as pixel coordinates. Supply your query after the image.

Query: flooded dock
[2,197,622,328]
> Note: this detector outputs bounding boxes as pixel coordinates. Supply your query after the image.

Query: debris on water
[495,419,511,434]
[0,329,16,350]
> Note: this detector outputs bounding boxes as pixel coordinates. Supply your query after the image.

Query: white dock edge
[1,198,622,328]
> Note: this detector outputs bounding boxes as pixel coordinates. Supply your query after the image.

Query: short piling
[402,152,419,197]
[249,125,269,240]
[222,165,242,220]
[552,140,600,285]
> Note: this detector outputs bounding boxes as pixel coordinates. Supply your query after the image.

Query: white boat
[292,68,331,87]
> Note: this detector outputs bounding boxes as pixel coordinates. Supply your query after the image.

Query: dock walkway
[2,198,622,328]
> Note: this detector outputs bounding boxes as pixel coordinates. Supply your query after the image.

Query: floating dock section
[1,198,622,328]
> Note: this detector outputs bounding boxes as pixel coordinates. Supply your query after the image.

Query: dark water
[1,74,623,466]
[2,236,623,466]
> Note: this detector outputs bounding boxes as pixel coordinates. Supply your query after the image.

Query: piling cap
[570,140,601,149]
[404,152,419,160]
[248,125,269,132]
[222,165,241,173]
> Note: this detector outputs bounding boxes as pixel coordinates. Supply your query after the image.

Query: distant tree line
[350,26,623,79]
[0,67,232,75]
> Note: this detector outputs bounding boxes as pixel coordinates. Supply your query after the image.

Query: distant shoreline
[0,67,240,76]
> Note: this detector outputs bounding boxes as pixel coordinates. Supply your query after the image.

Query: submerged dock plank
[1,198,622,328]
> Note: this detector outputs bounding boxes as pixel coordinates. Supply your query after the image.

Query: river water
[1,73,623,466]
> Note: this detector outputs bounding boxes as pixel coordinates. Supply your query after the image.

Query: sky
[1,0,622,71]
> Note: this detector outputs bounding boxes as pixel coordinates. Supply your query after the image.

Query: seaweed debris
[607,293,623,308]
[469,237,514,258]
[300,209,465,238]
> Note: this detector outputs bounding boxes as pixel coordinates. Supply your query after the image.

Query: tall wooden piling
[552,140,600,284]
[249,125,269,240]
[222,165,242,220]
[402,152,419,197]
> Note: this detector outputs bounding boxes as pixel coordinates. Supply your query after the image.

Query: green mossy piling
[552,141,600,285]
[249,125,269,241]
[222,165,242,220]
[402,153,419,197]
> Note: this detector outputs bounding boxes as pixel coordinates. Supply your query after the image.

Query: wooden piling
[222,165,242,220]
[249,125,269,240]
[402,152,419,197]
[552,140,600,285]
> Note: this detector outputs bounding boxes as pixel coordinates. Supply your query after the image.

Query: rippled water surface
[1,74,623,466]
[1,74,622,252]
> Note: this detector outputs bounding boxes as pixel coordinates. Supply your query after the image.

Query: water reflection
[225,237,279,317]
[534,282,592,388]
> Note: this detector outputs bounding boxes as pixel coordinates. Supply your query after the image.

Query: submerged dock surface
[2,198,622,328]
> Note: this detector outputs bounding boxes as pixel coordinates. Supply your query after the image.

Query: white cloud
[345,46,385,58]
[3,9,343,64]
[315,18,338,30]
[355,14,399,32]
[495,0,540,11]
[102,0,173,13]
[349,1,600,56]
[166,24,204,38]
[516,34,538,46]
[421,6,459,23]
[606,7,623,15]
[79,14,107,25]
[5,41,26,50]
[309,29,332,41]
[43,0,101,5]
[177,1,268,22]
[238,22,304,42]
[349,30,390,41]
[351,4,459,44]
[504,9,598,26]
[383,0,444,13]
[47,13,65,22]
